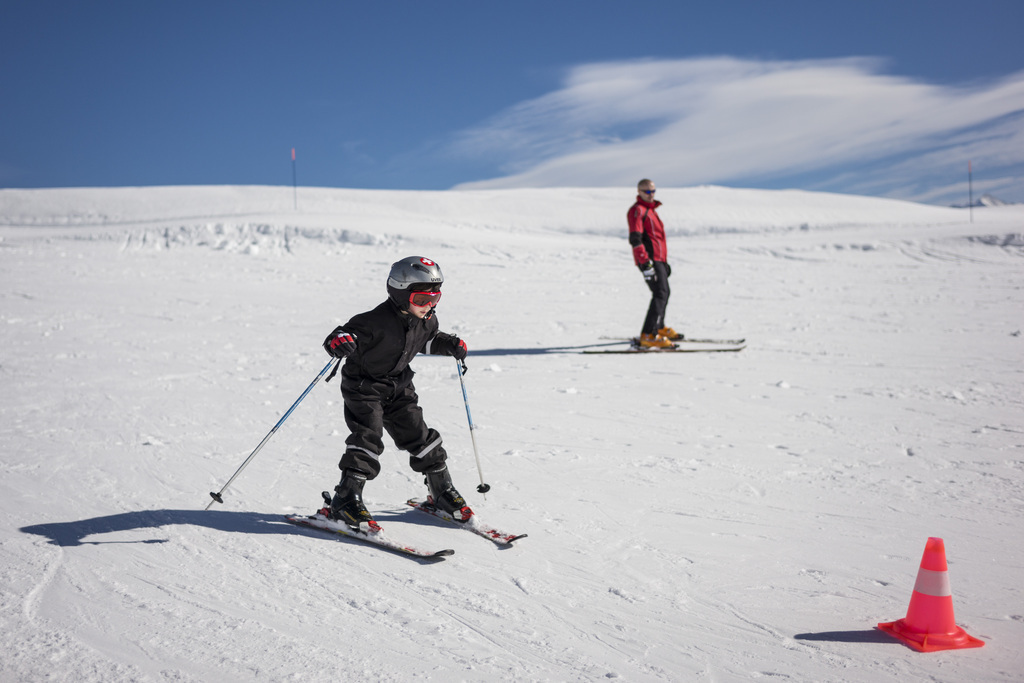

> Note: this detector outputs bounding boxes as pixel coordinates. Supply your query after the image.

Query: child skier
[321,256,471,532]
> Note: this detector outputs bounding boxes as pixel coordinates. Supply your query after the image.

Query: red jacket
[627,196,667,265]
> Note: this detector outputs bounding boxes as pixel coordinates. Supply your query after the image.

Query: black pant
[339,382,447,479]
[641,261,671,335]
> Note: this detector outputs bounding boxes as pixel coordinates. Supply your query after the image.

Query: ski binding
[407,498,527,546]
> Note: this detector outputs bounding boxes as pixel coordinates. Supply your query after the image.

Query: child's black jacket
[337,300,461,396]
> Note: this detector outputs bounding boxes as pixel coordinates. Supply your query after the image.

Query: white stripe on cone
[913,567,952,597]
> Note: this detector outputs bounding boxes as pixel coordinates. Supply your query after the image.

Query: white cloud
[451,57,1024,203]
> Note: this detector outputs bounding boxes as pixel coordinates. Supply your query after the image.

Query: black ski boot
[425,463,473,522]
[330,470,379,532]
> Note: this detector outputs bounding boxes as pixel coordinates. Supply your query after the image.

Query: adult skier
[321,256,470,532]
[627,178,679,348]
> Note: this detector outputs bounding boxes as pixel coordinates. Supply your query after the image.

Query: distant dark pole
[291,147,298,210]
[968,160,973,224]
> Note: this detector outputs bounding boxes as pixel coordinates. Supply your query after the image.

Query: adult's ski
[285,510,454,559]
[599,335,746,345]
[584,344,745,355]
[406,499,527,546]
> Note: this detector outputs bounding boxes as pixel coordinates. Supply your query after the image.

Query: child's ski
[285,511,454,559]
[406,499,527,546]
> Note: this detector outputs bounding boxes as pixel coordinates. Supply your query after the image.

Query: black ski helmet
[386,256,444,310]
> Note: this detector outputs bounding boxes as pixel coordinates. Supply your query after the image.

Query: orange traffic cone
[877,537,984,652]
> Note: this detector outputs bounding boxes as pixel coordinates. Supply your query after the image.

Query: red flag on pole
[291,148,298,210]
[968,160,974,223]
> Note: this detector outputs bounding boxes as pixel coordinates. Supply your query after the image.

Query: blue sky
[2,0,1022,204]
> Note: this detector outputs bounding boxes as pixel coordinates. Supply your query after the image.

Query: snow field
[1,185,1022,681]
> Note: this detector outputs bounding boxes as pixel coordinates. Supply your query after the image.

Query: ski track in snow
[1,186,1023,681]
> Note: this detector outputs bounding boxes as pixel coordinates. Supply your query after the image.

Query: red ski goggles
[408,290,442,307]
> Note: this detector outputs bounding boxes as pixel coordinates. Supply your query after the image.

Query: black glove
[665,263,671,278]
[323,326,357,358]
[640,261,657,283]
[452,337,468,361]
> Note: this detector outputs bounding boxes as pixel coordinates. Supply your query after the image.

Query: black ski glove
[640,261,657,283]
[323,326,357,358]
[452,337,468,361]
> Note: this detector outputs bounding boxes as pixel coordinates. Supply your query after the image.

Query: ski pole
[205,357,339,510]
[457,358,491,495]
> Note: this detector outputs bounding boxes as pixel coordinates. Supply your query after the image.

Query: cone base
[877,620,985,652]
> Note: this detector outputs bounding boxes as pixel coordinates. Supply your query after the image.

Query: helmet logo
[420,257,435,266]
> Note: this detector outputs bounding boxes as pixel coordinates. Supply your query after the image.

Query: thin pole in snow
[291,147,298,210]
[968,160,973,223]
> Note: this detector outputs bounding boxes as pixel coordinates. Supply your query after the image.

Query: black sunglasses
[642,189,656,195]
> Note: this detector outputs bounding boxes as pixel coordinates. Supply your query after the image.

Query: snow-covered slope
[2,185,1021,681]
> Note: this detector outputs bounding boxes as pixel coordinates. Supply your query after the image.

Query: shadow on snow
[20,509,300,547]
[794,630,897,644]
[470,341,621,356]
[19,507,438,549]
